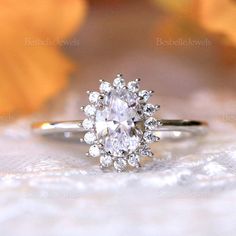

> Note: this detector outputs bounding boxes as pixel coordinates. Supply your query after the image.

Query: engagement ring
[32,74,208,172]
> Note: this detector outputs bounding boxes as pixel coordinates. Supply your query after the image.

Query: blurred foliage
[88,0,125,6]
[0,0,234,118]
[0,0,87,116]
[152,0,236,64]
[198,0,236,46]
[152,0,236,45]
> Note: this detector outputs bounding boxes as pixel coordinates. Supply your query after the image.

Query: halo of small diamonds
[82,74,161,171]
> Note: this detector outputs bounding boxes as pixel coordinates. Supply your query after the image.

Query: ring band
[32,119,208,141]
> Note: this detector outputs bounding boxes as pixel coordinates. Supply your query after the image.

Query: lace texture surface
[0,91,236,236]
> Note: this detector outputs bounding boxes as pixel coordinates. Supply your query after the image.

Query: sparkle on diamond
[95,89,141,157]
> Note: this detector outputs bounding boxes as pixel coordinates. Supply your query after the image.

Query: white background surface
[1,91,236,236]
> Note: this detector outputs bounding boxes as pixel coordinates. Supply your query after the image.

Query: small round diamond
[82,119,94,130]
[100,154,113,167]
[145,117,160,130]
[127,81,139,92]
[143,104,156,116]
[114,158,127,172]
[113,76,125,89]
[138,90,151,102]
[100,81,112,93]
[84,132,96,144]
[84,105,96,116]
[139,146,154,157]
[143,131,160,143]
[89,92,100,104]
[128,154,140,167]
[89,145,100,157]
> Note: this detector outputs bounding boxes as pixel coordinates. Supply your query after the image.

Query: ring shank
[32,119,208,141]
[153,120,207,140]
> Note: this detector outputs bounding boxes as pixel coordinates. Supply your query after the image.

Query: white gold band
[32,119,208,141]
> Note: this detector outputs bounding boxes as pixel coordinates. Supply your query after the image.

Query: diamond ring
[32,74,208,172]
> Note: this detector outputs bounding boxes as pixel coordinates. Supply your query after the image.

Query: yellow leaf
[0,0,87,116]
[198,0,236,46]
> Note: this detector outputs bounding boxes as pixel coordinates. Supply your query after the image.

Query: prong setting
[82,74,160,171]
[113,74,125,89]
[84,105,96,116]
[89,91,100,104]
[127,80,140,92]
[138,90,152,102]
[99,81,112,93]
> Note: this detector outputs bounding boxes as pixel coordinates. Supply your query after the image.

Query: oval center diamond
[83,75,160,171]
[95,90,141,157]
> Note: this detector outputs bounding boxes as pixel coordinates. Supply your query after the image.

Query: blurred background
[0,0,235,124]
[0,1,236,236]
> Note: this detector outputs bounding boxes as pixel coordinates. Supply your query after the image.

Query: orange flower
[151,0,193,15]
[0,0,87,116]
[198,0,236,46]
[152,0,236,64]
[153,0,236,46]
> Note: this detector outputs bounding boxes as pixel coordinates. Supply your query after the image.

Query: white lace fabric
[0,91,236,236]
